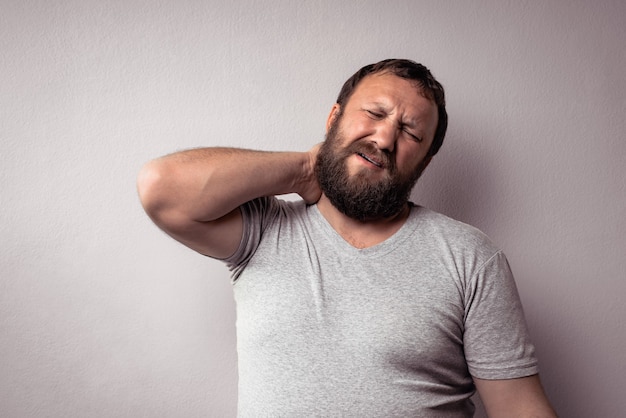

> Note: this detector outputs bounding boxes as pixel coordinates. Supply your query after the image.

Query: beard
[314,113,428,221]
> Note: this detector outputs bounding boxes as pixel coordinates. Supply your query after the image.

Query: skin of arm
[137,146,321,259]
[474,374,558,417]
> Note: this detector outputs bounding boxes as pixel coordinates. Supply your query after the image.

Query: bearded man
[138,59,556,417]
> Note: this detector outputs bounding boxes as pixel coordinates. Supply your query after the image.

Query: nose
[371,120,398,153]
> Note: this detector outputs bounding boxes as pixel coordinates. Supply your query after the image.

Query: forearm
[475,375,557,418]
[137,147,316,224]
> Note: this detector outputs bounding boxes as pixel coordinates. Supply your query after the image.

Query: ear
[325,104,341,133]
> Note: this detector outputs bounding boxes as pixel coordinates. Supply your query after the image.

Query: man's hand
[297,142,323,204]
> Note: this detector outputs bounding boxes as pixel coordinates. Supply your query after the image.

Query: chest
[234,246,468,371]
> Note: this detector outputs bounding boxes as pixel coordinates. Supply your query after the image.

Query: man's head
[335,59,447,158]
[314,59,446,221]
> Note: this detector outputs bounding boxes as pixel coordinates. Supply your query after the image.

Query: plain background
[2,0,625,417]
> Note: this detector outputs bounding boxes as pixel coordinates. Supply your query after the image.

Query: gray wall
[2,1,625,417]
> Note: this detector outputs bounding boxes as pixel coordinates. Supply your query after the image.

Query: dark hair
[336,59,447,157]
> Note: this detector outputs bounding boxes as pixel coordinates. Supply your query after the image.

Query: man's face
[315,72,438,221]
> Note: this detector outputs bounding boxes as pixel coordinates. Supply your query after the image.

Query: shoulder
[409,205,501,258]
[411,205,494,243]
[225,197,311,278]
[240,196,311,228]
[241,196,306,214]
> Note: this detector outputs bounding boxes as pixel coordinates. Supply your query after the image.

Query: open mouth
[357,152,383,168]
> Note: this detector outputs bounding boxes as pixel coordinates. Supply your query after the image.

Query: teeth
[358,153,382,167]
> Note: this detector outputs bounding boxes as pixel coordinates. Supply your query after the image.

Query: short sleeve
[463,251,539,379]
[222,196,281,282]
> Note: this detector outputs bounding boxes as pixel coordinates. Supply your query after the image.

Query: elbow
[137,159,199,234]
[137,159,169,220]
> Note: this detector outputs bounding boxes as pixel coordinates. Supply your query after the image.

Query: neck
[316,194,411,249]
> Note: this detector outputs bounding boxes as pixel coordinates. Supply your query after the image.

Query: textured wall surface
[2,1,625,417]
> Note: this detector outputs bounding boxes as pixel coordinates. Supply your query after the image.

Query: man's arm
[137,147,321,258]
[474,374,557,417]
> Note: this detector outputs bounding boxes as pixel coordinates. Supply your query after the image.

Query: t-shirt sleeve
[463,251,540,379]
[222,196,281,283]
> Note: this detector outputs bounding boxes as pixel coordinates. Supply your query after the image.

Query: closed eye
[403,128,423,143]
[365,109,384,119]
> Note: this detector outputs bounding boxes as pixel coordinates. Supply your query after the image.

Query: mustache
[346,141,395,171]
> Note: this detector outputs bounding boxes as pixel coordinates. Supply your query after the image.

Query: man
[137,59,557,417]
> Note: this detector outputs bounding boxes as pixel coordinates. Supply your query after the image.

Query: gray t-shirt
[225,197,538,417]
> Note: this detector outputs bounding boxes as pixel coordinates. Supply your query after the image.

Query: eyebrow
[367,101,422,122]
[363,100,427,134]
